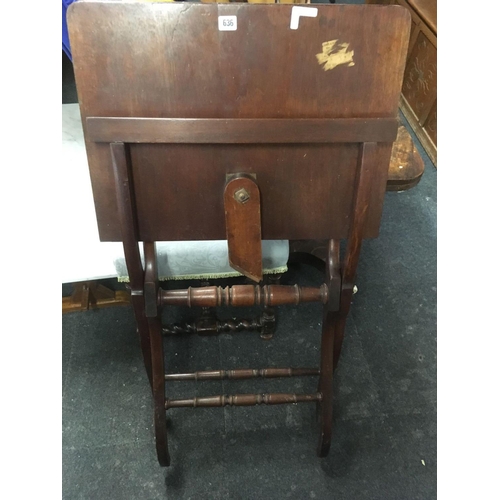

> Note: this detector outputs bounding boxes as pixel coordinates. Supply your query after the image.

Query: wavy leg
[333,316,347,372]
[317,143,376,455]
[317,239,341,457]
[130,296,153,390]
[148,315,170,467]
[110,142,153,389]
[143,242,170,466]
[317,308,335,457]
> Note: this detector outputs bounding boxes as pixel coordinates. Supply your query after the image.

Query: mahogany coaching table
[68,1,411,466]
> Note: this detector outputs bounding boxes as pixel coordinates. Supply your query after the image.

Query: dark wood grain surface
[68,3,410,242]
[86,117,398,144]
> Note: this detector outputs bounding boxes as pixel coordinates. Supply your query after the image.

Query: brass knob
[234,188,250,204]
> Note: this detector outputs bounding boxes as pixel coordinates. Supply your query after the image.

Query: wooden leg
[111,144,168,464]
[148,316,170,467]
[110,142,153,390]
[316,308,335,457]
[130,295,153,390]
[143,242,170,466]
[317,143,377,457]
[316,240,341,457]
[333,316,347,372]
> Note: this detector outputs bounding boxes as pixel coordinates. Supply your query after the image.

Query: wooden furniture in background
[68,1,410,466]
[62,282,130,313]
[386,124,424,191]
[367,0,436,165]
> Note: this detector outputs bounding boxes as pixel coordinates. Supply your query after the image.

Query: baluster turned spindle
[165,392,322,409]
[160,284,329,308]
[165,367,320,381]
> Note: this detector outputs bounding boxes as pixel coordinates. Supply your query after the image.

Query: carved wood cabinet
[367,0,437,165]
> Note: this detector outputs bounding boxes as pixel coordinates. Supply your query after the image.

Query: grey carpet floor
[62,42,436,499]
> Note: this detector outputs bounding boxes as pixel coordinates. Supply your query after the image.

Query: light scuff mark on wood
[316,40,355,71]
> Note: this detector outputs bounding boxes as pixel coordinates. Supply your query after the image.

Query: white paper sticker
[218,16,237,31]
[290,6,318,30]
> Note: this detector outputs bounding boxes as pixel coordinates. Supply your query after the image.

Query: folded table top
[68,2,410,242]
